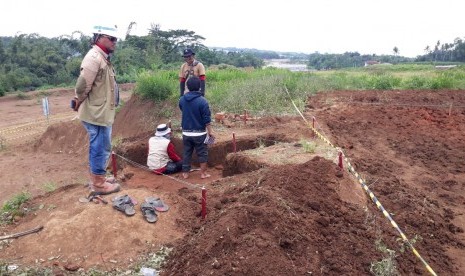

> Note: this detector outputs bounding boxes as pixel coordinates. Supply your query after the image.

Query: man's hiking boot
[91,174,121,195]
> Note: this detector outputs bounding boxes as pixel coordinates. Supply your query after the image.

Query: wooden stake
[201,187,207,220]
[0,226,44,241]
[338,151,344,171]
[232,132,237,153]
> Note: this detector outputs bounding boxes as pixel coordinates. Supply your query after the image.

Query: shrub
[135,70,177,101]
[1,191,31,224]
[368,74,401,90]
[2,191,31,213]
[428,73,454,89]
[403,76,428,89]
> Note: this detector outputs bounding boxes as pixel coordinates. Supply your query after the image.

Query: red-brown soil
[0,87,464,275]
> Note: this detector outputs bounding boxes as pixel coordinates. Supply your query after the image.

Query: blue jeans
[82,121,112,175]
[182,134,208,172]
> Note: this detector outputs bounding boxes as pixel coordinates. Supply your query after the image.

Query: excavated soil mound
[162,157,375,275]
[33,120,87,153]
[307,89,465,275]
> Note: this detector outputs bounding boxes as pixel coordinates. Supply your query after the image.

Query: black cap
[182,48,195,57]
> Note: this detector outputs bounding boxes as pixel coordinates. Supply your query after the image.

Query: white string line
[114,153,203,190]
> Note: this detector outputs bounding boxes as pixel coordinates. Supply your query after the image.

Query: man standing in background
[73,24,121,195]
[179,48,206,97]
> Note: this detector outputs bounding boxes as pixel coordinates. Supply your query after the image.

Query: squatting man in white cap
[73,24,121,195]
[147,124,183,175]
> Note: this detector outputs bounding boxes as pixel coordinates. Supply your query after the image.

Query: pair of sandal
[112,195,169,223]
[112,195,137,216]
[140,197,170,223]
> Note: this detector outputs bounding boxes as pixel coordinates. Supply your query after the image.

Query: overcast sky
[2,0,463,58]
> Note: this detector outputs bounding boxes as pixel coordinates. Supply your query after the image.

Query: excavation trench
[113,132,298,178]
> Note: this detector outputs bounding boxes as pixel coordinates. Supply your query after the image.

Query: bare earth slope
[0,89,464,275]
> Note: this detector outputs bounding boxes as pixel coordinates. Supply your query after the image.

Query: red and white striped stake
[338,150,343,170]
[243,109,247,125]
[232,132,237,153]
[111,151,117,178]
[201,186,207,220]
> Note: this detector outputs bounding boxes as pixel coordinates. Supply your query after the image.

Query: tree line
[306,52,414,70]
[306,38,465,70]
[0,24,264,95]
[417,39,465,62]
[1,22,464,96]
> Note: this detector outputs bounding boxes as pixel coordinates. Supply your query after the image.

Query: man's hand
[72,98,82,112]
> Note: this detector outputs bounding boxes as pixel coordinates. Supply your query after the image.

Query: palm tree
[393,46,399,63]
[424,45,430,54]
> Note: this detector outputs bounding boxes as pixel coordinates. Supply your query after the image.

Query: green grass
[0,136,6,151]
[1,191,31,224]
[133,64,465,116]
[300,139,316,153]
[42,181,57,193]
[134,70,178,101]
[15,91,30,100]
[112,136,123,148]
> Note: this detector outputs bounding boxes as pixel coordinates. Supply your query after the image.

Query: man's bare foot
[201,173,211,179]
[182,172,189,179]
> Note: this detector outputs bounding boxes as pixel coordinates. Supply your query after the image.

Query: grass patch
[42,181,57,193]
[112,136,123,148]
[397,234,422,254]
[1,191,31,224]
[0,136,6,151]
[16,92,30,100]
[300,139,317,153]
[134,246,173,273]
[370,239,398,276]
[135,70,177,101]
[134,64,465,118]
[115,99,125,113]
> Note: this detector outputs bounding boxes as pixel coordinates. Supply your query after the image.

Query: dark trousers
[165,161,183,174]
[182,134,208,172]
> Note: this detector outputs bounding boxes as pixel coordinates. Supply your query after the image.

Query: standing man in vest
[179,48,206,97]
[73,24,121,195]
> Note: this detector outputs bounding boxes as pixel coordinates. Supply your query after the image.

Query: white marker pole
[42,97,50,123]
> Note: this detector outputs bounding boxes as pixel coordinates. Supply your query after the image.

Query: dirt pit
[1,88,464,275]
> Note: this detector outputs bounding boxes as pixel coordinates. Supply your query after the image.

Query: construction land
[0,86,464,275]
